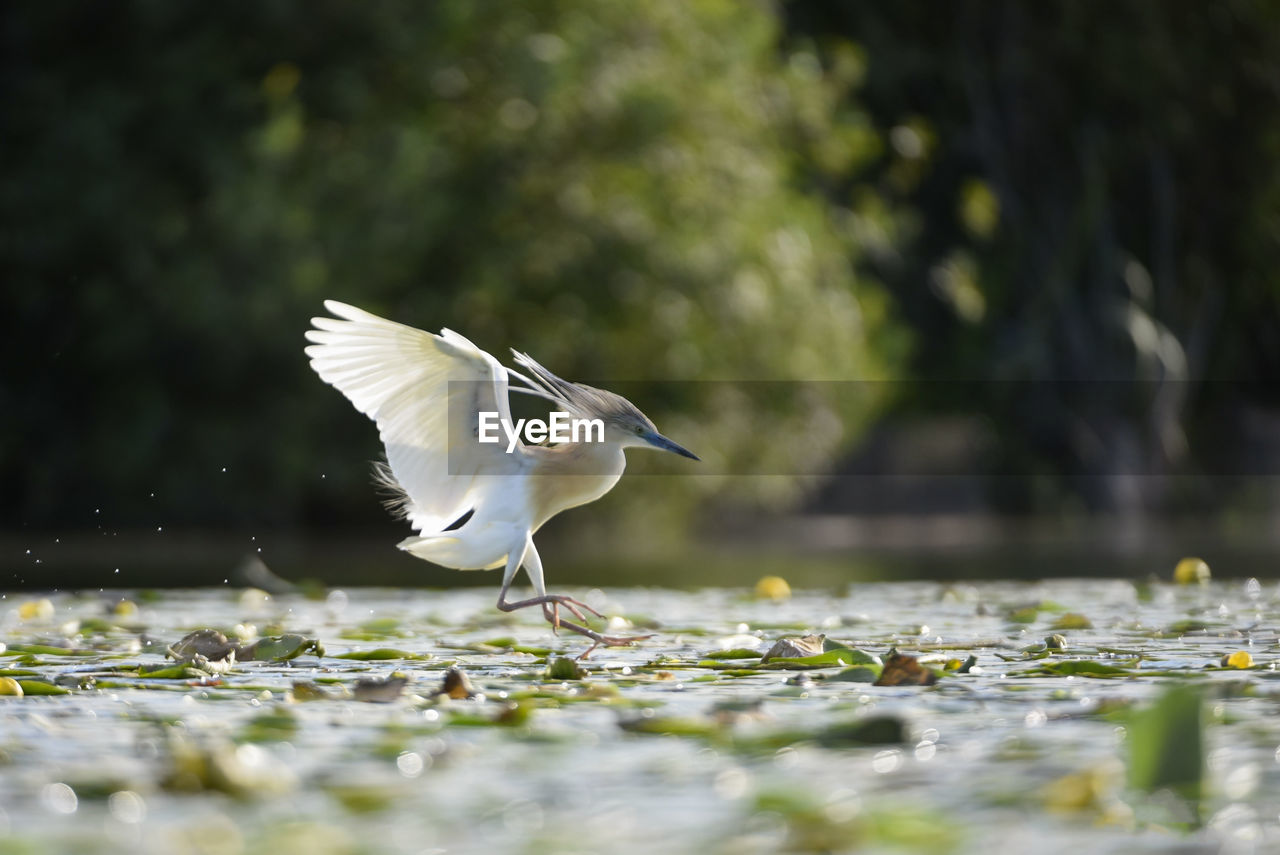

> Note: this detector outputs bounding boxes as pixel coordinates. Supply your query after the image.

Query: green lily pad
[545,657,588,680]
[703,648,765,660]
[238,634,325,662]
[334,648,428,661]
[1050,613,1093,630]
[1128,683,1203,799]
[760,647,880,670]
[828,665,881,682]
[17,679,70,696]
[1034,660,1137,678]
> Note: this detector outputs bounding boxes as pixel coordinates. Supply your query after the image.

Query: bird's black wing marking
[442,508,475,531]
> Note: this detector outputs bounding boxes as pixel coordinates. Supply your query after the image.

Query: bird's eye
[635,425,645,435]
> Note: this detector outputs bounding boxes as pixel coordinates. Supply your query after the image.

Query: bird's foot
[541,611,654,658]
[542,595,604,627]
[497,592,603,625]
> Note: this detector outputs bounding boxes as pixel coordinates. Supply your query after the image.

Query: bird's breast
[526,442,626,528]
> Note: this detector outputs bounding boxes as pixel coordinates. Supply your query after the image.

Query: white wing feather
[304,300,528,533]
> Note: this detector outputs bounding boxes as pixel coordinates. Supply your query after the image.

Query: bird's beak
[643,430,699,461]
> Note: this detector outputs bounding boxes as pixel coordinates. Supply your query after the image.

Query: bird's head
[575,385,699,460]
[511,349,698,460]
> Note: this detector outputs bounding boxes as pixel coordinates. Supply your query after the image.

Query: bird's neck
[527,441,627,528]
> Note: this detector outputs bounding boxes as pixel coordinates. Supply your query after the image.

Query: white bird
[304,300,698,651]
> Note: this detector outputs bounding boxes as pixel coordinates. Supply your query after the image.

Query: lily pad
[762,647,881,670]
[168,629,237,662]
[238,634,325,662]
[760,635,827,662]
[334,648,428,661]
[1034,660,1137,678]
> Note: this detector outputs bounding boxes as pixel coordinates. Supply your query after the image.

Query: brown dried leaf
[874,652,939,686]
[438,666,477,699]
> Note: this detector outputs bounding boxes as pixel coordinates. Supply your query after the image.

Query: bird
[304,300,698,652]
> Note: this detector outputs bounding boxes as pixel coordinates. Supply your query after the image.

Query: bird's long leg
[496,585,601,624]
[498,537,652,656]
[495,539,601,625]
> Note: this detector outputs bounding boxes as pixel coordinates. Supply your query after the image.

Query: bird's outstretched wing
[305,300,528,533]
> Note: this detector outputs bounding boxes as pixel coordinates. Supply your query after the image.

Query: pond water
[1,579,1278,854]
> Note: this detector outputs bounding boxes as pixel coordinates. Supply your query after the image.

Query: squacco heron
[305,301,697,650]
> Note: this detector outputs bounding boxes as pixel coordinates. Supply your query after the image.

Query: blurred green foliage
[5,2,1280,539]
[4,1,892,533]
[788,1,1280,513]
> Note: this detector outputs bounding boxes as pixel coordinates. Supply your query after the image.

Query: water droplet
[872,749,902,774]
[396,751,426,778]
[107,790,146,824]
[41,782,78,815]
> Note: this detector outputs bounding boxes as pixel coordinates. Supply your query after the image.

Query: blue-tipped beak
[643,430,699,461]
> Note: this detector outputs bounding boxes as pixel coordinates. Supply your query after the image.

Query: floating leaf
[140,664,214,680]
[334,648,427,661]
[326,783,399,814]
[546,657,588,680]
[238,634,325,662]
[1007,606,1039,624]
[1166,619,1214,635]
[818,715,906,746]
[1035,660,1135,678]
[169,629,237,662]
[240,708,299,742]
[760,635,826,662]
[289,681,333,702]
[619,715,720,738]
[761,638,878,669]
[162,734,297,796]
[362,617,404,636]
[1050,613,1092,630]
[1127,683,1203,800]
[1042,761,1122,813]
[3,643,97,657]
[16,680,69,696]
[703,648,764,660]
[828,665,880,682]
